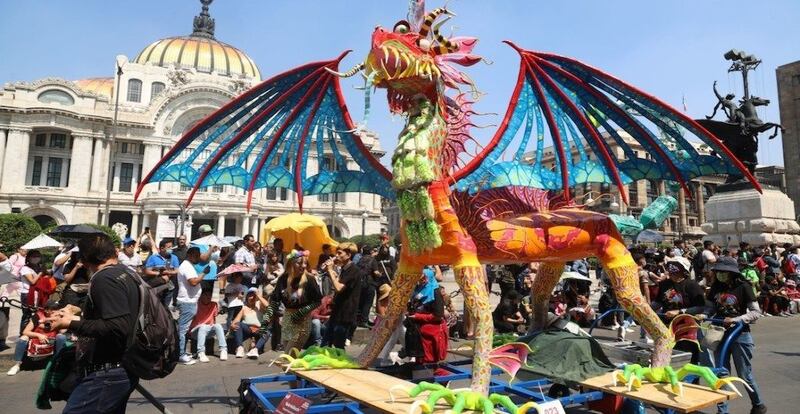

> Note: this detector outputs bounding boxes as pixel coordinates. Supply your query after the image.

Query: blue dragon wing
[136,52,393,210]
[451,43,760,202]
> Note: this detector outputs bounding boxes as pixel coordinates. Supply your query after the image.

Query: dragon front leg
[449,393,467,414]
[479,395,495,414]
[357,262,424,367]
[455,265,493,395]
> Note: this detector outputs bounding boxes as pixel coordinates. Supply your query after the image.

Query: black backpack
[119,267,179,380]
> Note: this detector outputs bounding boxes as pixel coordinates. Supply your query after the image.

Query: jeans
[14,334,67,362]
[357,283,375,325]
[193,324,226,354]
[307,318,325,347]
[226,305,242,330]
[62,367,138,414]
[233,323,268,351]
[176,301,198,357]
[702,331,764,413]
[322,321,352,349]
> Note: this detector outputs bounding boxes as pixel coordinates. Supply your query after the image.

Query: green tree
[348,234,387,250]
[0,214,42,254]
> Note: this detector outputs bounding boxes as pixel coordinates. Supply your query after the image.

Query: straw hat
[378,284,392,301]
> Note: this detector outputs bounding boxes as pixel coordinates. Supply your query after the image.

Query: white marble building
[0,2,385,240]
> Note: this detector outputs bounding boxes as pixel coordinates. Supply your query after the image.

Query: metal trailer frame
[240,360,604,413]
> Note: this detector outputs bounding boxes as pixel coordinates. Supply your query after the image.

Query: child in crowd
[224,272,246,329]
[189,290,228,362]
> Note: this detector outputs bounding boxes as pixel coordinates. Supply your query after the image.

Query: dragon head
[328,6,482,114]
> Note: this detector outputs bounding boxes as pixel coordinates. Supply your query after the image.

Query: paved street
[1,312,798,413]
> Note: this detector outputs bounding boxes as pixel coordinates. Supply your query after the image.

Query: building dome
[133,0,260,80]
[74,77,114,99]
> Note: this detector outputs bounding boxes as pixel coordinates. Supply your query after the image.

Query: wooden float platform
[580,372,738,413]
[292,368,452,413]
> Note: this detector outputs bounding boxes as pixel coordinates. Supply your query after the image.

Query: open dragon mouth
[366,40,441,86]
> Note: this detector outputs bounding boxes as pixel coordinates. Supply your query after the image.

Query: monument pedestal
[701,185,800,247]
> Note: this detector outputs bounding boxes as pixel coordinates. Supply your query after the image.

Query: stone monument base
[701,186,800,247]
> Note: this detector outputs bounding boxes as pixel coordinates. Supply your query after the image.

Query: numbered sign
[536,400,566,414]
[275,392,311,414]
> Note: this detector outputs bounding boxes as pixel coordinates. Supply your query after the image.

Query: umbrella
[48,224,104,239]
[223,236,242,244]
[263,213,337,268]
[21,234,63,250]
[636,229,664,244]
[560,271,592,282]
[191,234,232,248]
[218,263,254,276]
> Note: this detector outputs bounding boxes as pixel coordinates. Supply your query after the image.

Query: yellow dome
[134,36,260,80]
[74,77,114,99]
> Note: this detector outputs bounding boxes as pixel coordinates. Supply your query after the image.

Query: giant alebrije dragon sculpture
[138,0,760,396]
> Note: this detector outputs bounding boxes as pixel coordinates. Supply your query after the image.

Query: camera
[44,321,52,331]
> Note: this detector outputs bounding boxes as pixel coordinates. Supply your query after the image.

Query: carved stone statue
[696,50,784,179]
[192,0,215,39]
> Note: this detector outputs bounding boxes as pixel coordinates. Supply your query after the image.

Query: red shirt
[189,301,219,331]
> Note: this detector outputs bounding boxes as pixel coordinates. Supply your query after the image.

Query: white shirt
[117,251,143,270]
[177,260,202,303]
[234,246,255,265]
[19,266,37,294]
[52,252,70,280]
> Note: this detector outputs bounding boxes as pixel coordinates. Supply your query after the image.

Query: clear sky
[1,0,797,167]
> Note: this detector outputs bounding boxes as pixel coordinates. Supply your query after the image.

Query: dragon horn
[715,377,754,396]
[418,7,454,37]
[388,385,412,403]
[325,62,365,78]
[518,402,541,414]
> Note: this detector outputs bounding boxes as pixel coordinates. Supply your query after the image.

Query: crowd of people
[3,229,790,414]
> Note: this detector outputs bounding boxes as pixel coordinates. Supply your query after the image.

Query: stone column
[141,212,151,232]
[242,215,251,237]
[0,129,7,184]
[251,217,260,239]
[695,184,706,225]
[678,188,688,235]
[90,138,107,192]
[130,213,140,238]
[216,213,226,238]
[70,135,94,194]
[1,128,31,192]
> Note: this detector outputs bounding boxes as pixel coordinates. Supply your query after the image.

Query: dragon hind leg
[597,233,674,367]
[528,262,565,333]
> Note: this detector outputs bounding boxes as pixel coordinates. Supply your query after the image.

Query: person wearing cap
[118,237,143,272]
[176,247,212,365]
[705,256,767,414]
[654,257,706,363]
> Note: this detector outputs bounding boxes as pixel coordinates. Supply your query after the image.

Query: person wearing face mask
[705,256,767,414]
[144,238,180,307]
[18,249,43,334]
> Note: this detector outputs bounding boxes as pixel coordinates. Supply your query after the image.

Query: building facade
[777,60,800,213]
[0,3,385,240]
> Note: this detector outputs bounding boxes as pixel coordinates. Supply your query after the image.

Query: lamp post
[104,55,126,226]
[361,210,369,241]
